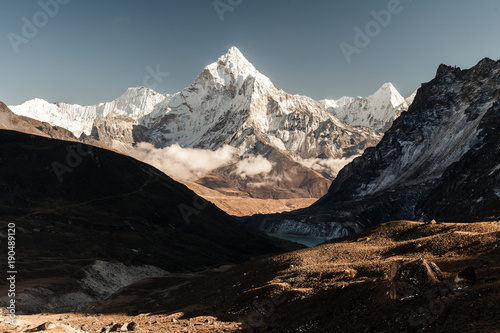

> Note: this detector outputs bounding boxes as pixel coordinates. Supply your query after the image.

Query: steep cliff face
[244,58,500,237]
[89,113,149,149]
[321,59,500,205]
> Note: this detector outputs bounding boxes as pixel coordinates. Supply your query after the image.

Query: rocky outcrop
[89,113,149,148]
[389,258,444,300]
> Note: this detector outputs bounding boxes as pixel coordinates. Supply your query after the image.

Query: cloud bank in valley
[299,156,357,178]
[129,142,237,180]
[234,155,273,179]
[129,143,274,181]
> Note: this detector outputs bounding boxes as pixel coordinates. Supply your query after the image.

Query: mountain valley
[8,47,411,214]
[1,49,500,333]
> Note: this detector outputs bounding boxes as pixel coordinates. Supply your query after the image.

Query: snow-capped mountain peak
[322,82,410,132]
[369,82,405,108]
[9,46,382,162]
[201,47,274,93]
[220,46,253,68]
[405,89,418,105]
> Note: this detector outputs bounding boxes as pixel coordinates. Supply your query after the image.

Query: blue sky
[1,0,499,105]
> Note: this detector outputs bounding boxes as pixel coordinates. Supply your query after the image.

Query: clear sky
[1,0,500,105]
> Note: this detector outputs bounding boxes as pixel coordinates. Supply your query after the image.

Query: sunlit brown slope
[89,220,500,333]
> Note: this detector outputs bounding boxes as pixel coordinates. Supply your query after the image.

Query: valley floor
[179,179,318,216]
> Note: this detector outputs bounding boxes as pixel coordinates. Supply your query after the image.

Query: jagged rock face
[90,113,149,149]
[321,58,500,205]
[244,58,500,237]
[416,101,500,219]
[321,83,410,133]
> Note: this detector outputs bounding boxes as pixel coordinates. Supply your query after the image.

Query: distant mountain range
[8,47,413,201]
[244,58,500,238]
[321,82,415,132]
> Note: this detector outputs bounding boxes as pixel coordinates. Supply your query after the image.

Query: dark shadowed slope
[0,129,302,314]
[0,129,296,271]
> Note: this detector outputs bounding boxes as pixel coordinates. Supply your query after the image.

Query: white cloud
[234,155,273,179]
[129,142,237,180]
[299,156,357,178]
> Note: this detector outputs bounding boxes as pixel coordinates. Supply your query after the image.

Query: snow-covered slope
[405,89,418,106]
[9,87,168,137]
[321,83,411,132]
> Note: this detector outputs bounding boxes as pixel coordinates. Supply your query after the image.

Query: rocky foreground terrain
[1,220,498,332]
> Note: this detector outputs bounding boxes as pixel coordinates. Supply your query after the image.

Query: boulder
[389,258,444,299]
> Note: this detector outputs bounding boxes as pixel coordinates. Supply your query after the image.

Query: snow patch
[79,260,168,297]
